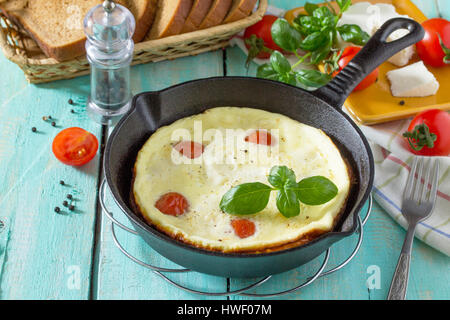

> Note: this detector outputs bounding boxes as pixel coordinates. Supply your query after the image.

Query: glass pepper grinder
[84,0,135,124]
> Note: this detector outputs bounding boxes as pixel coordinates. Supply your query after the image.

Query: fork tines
[403,157,440,205]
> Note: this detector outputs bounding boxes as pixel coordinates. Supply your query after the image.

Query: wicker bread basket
[0,0,267,83]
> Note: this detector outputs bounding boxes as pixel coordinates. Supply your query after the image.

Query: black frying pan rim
[104,76,375,259]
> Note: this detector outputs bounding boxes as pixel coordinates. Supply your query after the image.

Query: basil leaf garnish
[294,16,321,36]
[220,167,339,218]
[337,24,370,46]
[220,182,272,215]
[268,165,296,188]
[300,31,330,51]
[270,50,291,74]
[256,63,279,81]
[276,185,300,218]
[295,176,338,205]
[295,69,331,89]
[312,7,333,20]
[271,18,302,52]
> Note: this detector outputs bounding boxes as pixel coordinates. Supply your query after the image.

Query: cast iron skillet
[104,18,424,278]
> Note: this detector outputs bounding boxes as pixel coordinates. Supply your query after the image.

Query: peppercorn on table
[0,0,448,300]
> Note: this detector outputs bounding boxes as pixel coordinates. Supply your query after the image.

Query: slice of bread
[128,0,158,42]
[0,0,155,61]
[147,0,193,39]
[198,0,232,30]
[0,0,102,61]
[181,0,213,33]
[223,0,257,24]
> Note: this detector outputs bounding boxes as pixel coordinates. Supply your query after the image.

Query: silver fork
[387,157,440,300]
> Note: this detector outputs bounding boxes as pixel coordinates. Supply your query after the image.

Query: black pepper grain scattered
[51,121,56,127]
[59,180,65,185]
[70,109,75,113]
[67,194,72,200]
[48,115,52,119]
[54,207,61,213]
[31,127,37,132]
[63,200,68,207]
[69,205,75,211]
[399,100,405,106]
[68,98,73,105]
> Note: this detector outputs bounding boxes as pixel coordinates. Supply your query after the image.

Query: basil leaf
[337,0,352,12]
[220,182,272,215]
[270,50,291,74]
[271,18,302,52]
[295,176,338,205]
[310,37,332,64]
[304,2,319,15]
[256,63,279,81]
[280,72,297,86]
[337,24,370,46]
[294,16,321,36]
[295,69,331,89]
[313,7,333,20]
[276,186,300,218]
[321,16,336,29]
[300,31,329,51]
[268,165,296,189]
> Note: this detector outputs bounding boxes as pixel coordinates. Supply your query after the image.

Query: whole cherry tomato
[333,46,379,91]
[403,109,450,156]
[416,18,450,68]
[52,127,98,166]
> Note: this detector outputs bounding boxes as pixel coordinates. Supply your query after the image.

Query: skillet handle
[312,17,424,109]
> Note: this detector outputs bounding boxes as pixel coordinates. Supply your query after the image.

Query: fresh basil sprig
[220,166,338,218]
[256,0,370,90]
[256,49,331,90]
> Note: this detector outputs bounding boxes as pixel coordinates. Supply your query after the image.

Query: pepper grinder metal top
[84,0,135,124]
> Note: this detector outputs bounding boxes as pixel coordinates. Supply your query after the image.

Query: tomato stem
[403,123,437,151]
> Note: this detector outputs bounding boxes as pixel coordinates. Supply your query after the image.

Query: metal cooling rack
[100,178,372,297]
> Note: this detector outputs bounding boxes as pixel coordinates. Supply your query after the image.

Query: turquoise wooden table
[0,0,448,300]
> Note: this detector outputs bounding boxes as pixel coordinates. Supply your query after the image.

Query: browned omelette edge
[129,116,354,254]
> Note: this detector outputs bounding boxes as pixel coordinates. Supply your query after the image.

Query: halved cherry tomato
[245,130,273,146]
[244,15,284,60]
[403,109,450,156]
[155,192,189,216]
[52,127,98,166]
[333,46,379,91]
[231,219,256,239]
[173,141,204,159]
[416,18,450,68]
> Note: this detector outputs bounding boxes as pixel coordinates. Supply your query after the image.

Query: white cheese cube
[386,61,439,97]
[338,2,415,66]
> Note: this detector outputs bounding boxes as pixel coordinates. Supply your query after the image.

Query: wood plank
[0,55,102,299]
[227,0,450,300]
[94,51,229,300]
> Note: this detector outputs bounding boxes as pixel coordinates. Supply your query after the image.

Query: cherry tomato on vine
[416,18,450,68]
[52,127,99,166]
[403,109,450,156]
[333,46,379,91]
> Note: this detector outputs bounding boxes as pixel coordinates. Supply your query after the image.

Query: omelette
[132,107,351,253]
